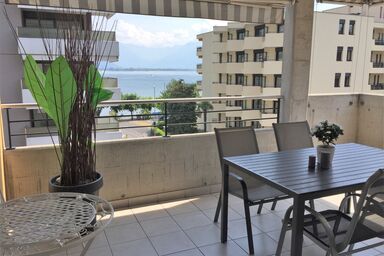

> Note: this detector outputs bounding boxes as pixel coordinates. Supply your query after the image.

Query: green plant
[312,120,344,146]
[9,9,117,186]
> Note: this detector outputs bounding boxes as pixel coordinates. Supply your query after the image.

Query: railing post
[203,109,207,132]
[5,109,12,149]
[164,102,168,137]
[277,98,281,123]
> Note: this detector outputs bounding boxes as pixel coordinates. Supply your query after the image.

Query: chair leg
[214,192,221,223]
[309,199,315,210]
[271,198,278,211]
[244,200,254,255]
[257,201,264,214]
[275,215,289,256]
[80,237,95,256]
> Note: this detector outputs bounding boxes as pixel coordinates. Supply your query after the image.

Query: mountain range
[109,41,200,70]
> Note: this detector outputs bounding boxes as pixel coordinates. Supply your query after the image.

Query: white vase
[317,145,335,165]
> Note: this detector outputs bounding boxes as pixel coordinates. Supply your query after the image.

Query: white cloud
[116,19,227,48]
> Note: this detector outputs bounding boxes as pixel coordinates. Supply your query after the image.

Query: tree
[159,79,198,135]
[111,93,139,120]
[138,97,154,120]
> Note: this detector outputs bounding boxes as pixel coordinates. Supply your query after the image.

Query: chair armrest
[304,206,337,250]
[228,172,249,200]
[339,193,362,212]
[366,192,384,217]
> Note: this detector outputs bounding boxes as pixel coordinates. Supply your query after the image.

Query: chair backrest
[214,127,259,167]
[340,169,384,251]
[272,121,313,151]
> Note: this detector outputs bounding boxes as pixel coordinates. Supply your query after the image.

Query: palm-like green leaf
[92,88,113,107]
[23,55,50,116]
[85,64,103,91]
[45,56,76,138]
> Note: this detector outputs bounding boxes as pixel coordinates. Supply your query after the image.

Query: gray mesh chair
[273,121,316,209]
[272,121,313,151]
[276,169,384,256]
[214,127,289,255]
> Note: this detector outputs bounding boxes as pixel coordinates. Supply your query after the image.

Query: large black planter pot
[49,172,103,195]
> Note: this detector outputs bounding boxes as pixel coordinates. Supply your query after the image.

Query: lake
[104,70,201,98]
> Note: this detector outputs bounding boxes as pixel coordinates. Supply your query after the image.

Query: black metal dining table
[220,143,384,256]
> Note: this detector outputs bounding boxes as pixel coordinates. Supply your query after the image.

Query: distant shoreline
[106,68,196,72]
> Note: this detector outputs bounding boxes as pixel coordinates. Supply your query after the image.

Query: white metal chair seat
[0,193,113,256]
[301,210,382,247]
[276,169,384,256]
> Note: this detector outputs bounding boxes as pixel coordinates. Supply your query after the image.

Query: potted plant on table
[312,120,344,165]
[7,10,115,194]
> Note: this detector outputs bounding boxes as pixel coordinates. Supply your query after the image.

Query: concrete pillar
[281,0,314,122]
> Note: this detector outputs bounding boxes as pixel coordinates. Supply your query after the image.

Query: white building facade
[198,5,384,131]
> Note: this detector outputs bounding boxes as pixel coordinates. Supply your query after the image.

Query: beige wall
[3,129,277,207]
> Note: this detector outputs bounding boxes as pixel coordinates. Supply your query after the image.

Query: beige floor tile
[191,195,220,210]
[150,230,196,256]
[184,224,221,247]
[163,201,200,216]
[141,216,181,237]
[84,246,112,256]
[266,230,313,251]
[251,213,283,232]
[203,207,243,222]
[89,232,109,249]
[166,248,204,256]
[111,238,158,256]
[173,211,212,230]
[132,204,170,222]
[199,241,248,256]
[108,208,137,227]
[227,219,262,240]
[105,222,147,245]
[234,233,280,256]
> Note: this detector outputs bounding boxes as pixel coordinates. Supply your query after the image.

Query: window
[347,47,353,61]
[277,24,284,33]
[275,47,283,61]
[227,32,233,40]
[344,73,351,87]
[273,101,279,114]
[255,25,266,37]
[253,74,264,86]
[339,19,345,34]
[251,121,261,128]
[219,33,223,42]
[219,53,223,63]
[236,51,245,63]
[227,53,232,63]
[218,73,222,83]
[334,73,341,87]
[23,10,84,29]
[349,20,355,35]
[237,29,245,40]
[226,74,232,84]
[254,49,265,62]
[252,99,262,109]
[274,75,282,88]
[234,117,242,127]
[234,100,243,107]
[235,74,244,85]
[336,47,343,61]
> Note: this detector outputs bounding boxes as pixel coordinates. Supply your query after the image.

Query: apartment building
[197,22,283,130]
[0,4,122,146]
[198,5,384,131]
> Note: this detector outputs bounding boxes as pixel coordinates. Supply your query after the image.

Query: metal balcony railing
[372,62,384,68]
[1,95,282,149]
[375,39,384,45]
[370,83,384,90]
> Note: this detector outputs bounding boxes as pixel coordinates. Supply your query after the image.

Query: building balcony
[375,39,384,45]
[213,42,226,53]
[196,47,202,58]
[262,86,281,95]
[370,83,384,90]
[243,85,262,95]
[227,39,244,51]
[243,61,263,74]
[17,27,119,62]
[226,84,243,95]
[225,62,245,73]
[244,36,264,49]
[263,60,283,74]
[264,33,284,48]
[196,64,202,74]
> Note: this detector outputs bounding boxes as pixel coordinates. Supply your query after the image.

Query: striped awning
[318,0,384,4]
[5,0,286,24]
